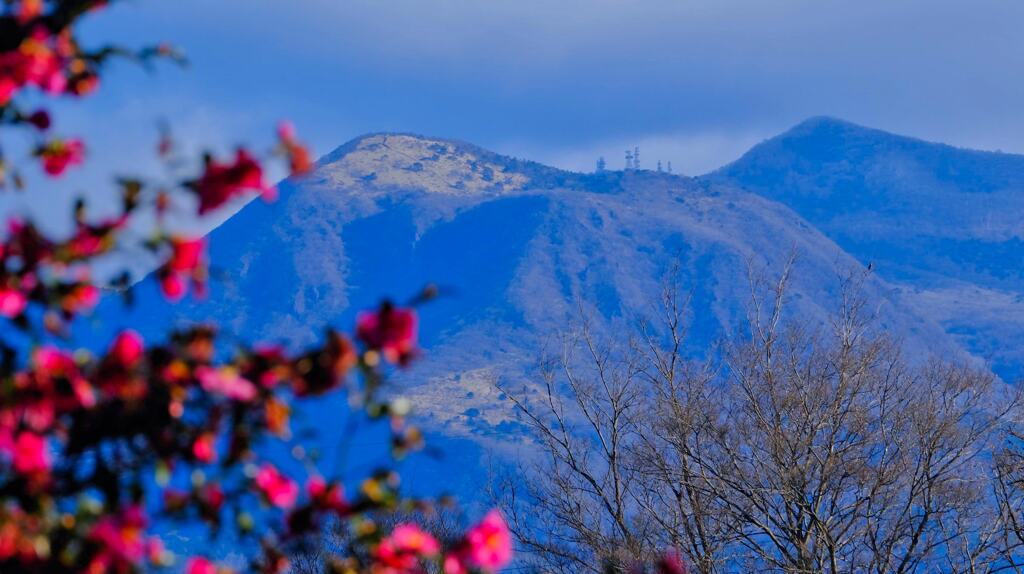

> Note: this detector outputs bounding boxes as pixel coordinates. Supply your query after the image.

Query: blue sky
[8,0,1024,230]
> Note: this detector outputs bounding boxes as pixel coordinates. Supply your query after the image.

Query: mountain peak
[312,133,531,196]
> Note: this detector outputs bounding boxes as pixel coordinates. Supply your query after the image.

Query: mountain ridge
[706,116,1024,379]
[93,118,995,447]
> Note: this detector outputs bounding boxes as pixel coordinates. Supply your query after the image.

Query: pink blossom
[61,282,98,315]
[197,366,257,402]
[192,433,217,464]
[39,138,84,176]
[0,287,27,318]
[465,511,512,569]
[2,432,51,477]
[87,505,151,571]
[376,523,440,571]
[109,330,144,366]
[193,149,275,214]
[0,78,16,105]
[186,557,218,574]
[307,476,348,515]
[356,304,418,365]
[255,463,298,509]
[160,237,207,301]
[446,510,512,573]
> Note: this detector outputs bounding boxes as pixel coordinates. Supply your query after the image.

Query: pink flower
[446,511,512,573]
[197,366,257,402]
[39,138,84,176]
[160,237,207,301]
[27,346,95,418]
[356,304,418,365]
[192,433,217,464]
[376,523,440,571]
[87,505,150,571]
[66,215,127,258]
[186,557,218,574]
[167,236,205,272]
[0,287,27,318]
[193,149,275,214]
[255,463,298,509]
[61,282,98,315]
[2,431,51,477]
[307,476,348,515]
[0,77,16,106]
[109,330,144,366]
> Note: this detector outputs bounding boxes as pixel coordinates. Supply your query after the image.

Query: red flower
[39,138,84,176]
[376,523,440,572]
[356,304,418,365]
[193,149,275,214]
[254,463,298,509]
[160,236,207,301]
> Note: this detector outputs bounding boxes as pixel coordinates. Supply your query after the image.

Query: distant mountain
[99,131,967,448]
[707,117,1024,379]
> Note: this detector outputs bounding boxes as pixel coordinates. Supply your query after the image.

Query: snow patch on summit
[317,134,529,195]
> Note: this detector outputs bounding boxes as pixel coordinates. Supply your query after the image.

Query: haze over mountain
[709,117,1024,379]
[94,120,1018,452]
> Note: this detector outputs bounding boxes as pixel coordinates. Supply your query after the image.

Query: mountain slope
[707,117,1024,379]
[100,132,965,444]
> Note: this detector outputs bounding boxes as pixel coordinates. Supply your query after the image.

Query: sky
[6,0,1024,231]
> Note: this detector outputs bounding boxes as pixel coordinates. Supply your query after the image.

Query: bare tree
[499,263,1024,574]
[496,312,657,573]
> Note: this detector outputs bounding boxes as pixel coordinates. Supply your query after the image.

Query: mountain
[707,117,1024,379]
[99,131,967,450]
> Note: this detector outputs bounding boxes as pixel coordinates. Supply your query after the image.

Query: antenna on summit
[633,146,640,170]
[624,150,634,170]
